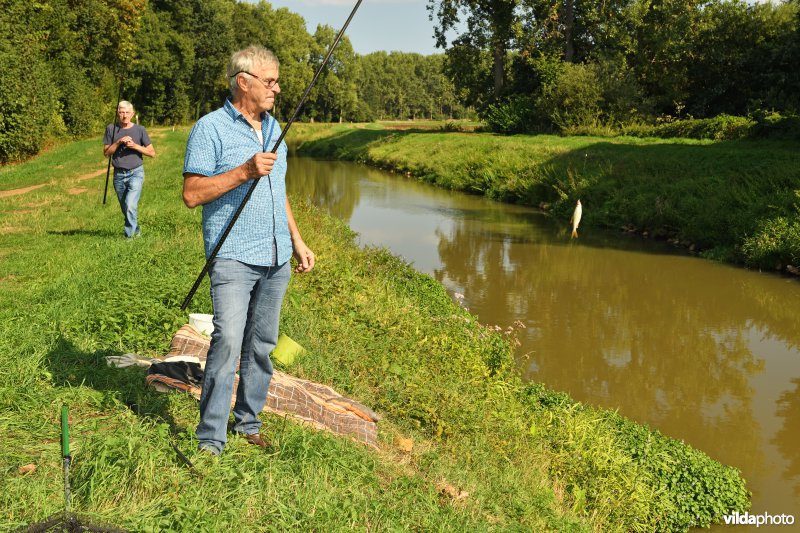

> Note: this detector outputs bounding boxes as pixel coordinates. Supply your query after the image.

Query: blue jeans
[196,259,291,454]
[113,166,144,238]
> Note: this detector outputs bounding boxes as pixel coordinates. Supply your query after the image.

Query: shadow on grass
[47,229,119,237]
[297,128,411,159]
[43,336,193,466]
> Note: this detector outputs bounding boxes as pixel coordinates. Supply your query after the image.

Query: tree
[627,0,704,115]
[357,52,390,119]
[686,0,799,116]
[231,2,316,122]
[537,62,602,130]
[0,0,58,161]
[188,0,235,118]
[428,0,521,102]
[130,10,195,124]
[2,0,477,162]
[306,25,359,122]
[518,0,647,63]
[355,52,465,120]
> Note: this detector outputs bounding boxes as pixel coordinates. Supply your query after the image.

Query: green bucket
[272,334,304,366]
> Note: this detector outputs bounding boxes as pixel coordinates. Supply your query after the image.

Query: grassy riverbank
[293,123,800,274]
[1,128,747,531]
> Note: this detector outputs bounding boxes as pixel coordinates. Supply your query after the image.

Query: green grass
[0,127,748,531]
[295,124,800,271]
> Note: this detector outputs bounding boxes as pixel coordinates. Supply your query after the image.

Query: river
[287,155,800,529]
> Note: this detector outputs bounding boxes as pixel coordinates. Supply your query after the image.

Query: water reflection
[287,155,800,518]
[289,158,361,221]
[774,379,800,496]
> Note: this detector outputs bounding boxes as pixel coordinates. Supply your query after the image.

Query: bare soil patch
[22,200,50,208]
[67,188,88,195]
[0,226,24,234]
[0,184,46,199]
[77,169,106,182]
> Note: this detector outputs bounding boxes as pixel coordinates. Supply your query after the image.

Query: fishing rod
[180,0,364,311]
[102,82,124,205]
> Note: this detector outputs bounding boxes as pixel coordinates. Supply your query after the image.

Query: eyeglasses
[231,71,279,90]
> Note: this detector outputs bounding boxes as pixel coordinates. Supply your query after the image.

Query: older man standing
[103,101,155,238]
[182,45,315,456]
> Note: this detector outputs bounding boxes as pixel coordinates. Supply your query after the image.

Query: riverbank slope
[293,123,800,275]
[0,129,747,531]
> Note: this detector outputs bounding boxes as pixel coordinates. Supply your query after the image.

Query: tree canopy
[428,0,800,131]
[2,0,798,161]
[0,0,468,162]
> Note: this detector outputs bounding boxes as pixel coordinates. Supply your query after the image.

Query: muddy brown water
[287,156,800,528]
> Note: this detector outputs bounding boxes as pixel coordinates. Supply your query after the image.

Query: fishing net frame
[22,407,127,533]
[24,511,127,533]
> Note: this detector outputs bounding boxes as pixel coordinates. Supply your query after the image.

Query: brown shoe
[243,433,272,449]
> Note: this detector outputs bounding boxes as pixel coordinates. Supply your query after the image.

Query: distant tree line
[428,0,800,133]
[0,0,470,163]
[4,0,797,163]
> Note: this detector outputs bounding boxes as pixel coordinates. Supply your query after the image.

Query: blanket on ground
[113,325,380,448]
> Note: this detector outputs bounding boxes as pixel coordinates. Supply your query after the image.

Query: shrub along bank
[0,129,747,531]
[293,123,800,274]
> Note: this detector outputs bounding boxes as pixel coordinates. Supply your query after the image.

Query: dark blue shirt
[103,124,151,170]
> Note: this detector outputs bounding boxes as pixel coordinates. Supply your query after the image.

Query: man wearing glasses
[182,45,315,456]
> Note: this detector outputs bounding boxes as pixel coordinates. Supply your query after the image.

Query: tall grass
[0,128,747,531]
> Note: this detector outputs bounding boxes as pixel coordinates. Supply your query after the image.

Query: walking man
[182,45,315,455]
[103,101,155,238]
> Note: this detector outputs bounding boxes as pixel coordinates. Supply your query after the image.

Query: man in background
[103,101,155,238]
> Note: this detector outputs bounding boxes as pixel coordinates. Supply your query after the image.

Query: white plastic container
[189,313,214,336]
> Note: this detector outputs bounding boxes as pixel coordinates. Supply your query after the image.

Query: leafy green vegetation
[741,214,800,270]
[4,0,800,160]
[0,0,470,163]
[296,124,800,272]
[434,0,800,133]
[0,130,748,530]
[523,384,750,532]
[623,114,756,141]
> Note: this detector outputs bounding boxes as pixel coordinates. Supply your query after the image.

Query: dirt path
[0,168,105,200]
[0,184,46,199]
[76,168,106,182]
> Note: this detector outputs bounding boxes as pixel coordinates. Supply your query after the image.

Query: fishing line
[180,0,364,311]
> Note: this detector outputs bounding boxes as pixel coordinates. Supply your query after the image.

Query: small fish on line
[570,199,582,238]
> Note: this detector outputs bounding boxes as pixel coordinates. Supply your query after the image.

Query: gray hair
[227,45,279,96]
[118,100,134,112]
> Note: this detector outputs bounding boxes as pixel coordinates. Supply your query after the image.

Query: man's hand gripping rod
[181,0,363,311]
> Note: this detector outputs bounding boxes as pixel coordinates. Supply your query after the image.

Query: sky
[264,0,443,55]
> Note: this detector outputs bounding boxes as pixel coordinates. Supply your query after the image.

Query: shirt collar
[224,98,271,126]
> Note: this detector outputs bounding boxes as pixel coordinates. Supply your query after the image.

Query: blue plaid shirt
[184,99,291,266]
